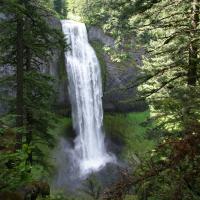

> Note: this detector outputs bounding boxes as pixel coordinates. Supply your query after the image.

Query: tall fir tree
[53,0,67,18]
[0,0,65,190]
[102,1,200,199]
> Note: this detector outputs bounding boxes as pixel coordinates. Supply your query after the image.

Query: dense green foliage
[83,1,200,199]
[53,0,67,18]
[48,113,152,200]
[104,111,154,159]
[0,0,65,194]
[1,0,200,200]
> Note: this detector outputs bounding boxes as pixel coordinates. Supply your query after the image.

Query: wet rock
[87,27,147,112]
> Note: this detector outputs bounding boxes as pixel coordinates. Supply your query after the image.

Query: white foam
[61,20,115,177]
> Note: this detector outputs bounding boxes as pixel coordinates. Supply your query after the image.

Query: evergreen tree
[132,1,200,198]
[0,0,65,189]
[103,1,200,199]
[54,0,62,14]
[15,1,24,149]
[54,0,67,18]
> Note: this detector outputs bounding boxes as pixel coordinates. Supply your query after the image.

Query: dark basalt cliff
[88,26,146,112]
[0,16,70,116]
[0,17,146,115]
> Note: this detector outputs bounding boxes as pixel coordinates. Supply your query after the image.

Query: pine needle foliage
[0,0,66,190]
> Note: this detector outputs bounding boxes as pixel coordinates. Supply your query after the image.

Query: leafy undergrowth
[48,117,73,139]
[35,117,73,181]
[45,112,154,199]
[125,195,138,200]
[104,111,155,160]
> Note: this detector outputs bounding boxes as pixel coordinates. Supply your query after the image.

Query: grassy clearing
[104,111,155,159]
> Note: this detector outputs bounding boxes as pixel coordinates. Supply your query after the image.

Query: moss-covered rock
[88,27,147,112]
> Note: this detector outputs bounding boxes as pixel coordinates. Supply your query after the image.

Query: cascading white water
[61,20,114,176]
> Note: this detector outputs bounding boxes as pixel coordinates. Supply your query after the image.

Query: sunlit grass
[104,111,155,159]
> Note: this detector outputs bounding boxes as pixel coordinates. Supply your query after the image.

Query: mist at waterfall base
[53,20,117,189]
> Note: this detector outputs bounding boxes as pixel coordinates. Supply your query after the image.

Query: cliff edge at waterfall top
[61,20,116,177]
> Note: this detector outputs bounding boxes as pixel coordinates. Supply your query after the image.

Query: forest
[0,0,200,200]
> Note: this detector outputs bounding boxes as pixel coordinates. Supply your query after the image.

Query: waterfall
[61,20,114,176]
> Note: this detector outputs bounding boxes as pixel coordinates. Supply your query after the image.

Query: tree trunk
[26,111,33,164]
[188,0,199,86]
[15,15,24,149]
[25,47,33,164]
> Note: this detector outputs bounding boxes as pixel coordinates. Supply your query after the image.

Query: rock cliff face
[43,17,70,115]
[0,16,70,116]
[88,27,146,112]
[53,24,146,114]
[50,23,146,114]
[0,18,146,115]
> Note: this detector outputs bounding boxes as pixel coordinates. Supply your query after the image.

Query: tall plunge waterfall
[61,20,114,176]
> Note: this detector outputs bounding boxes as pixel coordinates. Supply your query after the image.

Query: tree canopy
[0,1,200,200]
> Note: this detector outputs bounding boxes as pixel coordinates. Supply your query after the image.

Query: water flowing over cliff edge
[61,20,115,177]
